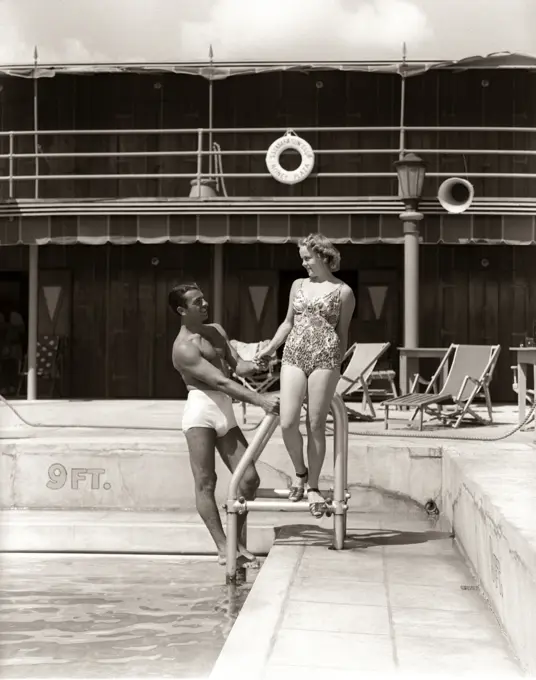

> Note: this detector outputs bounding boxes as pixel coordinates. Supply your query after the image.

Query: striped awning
[1,212,535,246]
[1,51,535,80]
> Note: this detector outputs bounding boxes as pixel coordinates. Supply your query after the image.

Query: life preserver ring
[265,131,315,185]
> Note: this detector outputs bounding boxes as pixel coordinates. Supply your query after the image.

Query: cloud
[180,0,431,60]
[0,0,430,63]
[0,0,532,65]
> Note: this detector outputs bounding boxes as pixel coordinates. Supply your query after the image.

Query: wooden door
[434,248,508,402]
[0,272,28,396]
[234,270,279,344]
[154,270,211,399]
[355,269,400,369]
[469,268,503,401]
[107,267,141,398]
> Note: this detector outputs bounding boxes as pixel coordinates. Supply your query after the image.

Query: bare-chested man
[170,282,280,569]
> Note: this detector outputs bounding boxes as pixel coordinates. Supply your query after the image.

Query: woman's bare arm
[260,278,301,356]
[336,285,356,362]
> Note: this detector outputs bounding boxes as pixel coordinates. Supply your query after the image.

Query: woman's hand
[254,342,274,370]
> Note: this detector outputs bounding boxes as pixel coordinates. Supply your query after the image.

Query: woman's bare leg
[306,369,341,512]
[279,364,308,494]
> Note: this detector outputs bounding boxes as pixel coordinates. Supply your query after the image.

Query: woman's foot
[288,468,308,502]
[307,488,327,519]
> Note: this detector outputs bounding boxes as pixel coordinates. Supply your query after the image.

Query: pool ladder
[224,392,350,583]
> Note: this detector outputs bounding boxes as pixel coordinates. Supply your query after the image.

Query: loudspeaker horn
[437,177,474,214]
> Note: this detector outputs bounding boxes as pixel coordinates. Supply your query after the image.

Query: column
[213,244,224,325]
[27,244,39,400]
[400,211,423,349]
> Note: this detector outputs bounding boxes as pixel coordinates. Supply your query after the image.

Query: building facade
[0,55,535,401]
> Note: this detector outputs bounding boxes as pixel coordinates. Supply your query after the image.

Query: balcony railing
[0,125,535,204]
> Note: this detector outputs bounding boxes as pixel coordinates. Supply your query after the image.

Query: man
[170,282,280,569]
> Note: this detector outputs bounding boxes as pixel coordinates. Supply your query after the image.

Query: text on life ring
[265,134,315,185]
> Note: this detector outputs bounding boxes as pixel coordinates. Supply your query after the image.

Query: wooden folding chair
[334,342,392,420]
[382,344,501,430]
[230,339,280,424]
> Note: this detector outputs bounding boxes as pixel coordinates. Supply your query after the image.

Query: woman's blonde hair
[298,233,341,273]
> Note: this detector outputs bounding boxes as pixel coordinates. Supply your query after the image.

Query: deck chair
[230,339,280,423]
[382,344,501,431]
[334,342,392,420]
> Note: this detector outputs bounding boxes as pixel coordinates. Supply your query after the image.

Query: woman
[256,233,355,518]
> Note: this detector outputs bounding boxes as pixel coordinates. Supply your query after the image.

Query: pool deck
[2,398,536,675]
[211,514,523,678]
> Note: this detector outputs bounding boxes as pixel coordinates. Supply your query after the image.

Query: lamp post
[393,152,426,349]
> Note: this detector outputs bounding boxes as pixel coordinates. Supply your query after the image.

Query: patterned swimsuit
[282,280,343,377]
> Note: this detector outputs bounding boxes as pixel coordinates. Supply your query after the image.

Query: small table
[398,347,449,396]
[510,347,536,426]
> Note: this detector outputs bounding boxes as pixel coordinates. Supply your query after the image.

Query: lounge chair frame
[335,342,393,421]
[230,339,280,424]
[382,343,501,431]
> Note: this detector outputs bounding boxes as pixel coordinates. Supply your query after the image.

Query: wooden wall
[0,242,212,398]
[0,68,534,200]
[2,240,536,402]
[405,70,536,199]
[419,244,534,401]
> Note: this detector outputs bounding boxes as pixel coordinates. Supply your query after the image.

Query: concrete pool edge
[442,445,536,675]
[210,541,305,680]
[208,443,536,677]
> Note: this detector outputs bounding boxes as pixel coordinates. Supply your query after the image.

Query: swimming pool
[0,553,259,679]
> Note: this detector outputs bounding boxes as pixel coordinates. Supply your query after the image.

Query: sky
[0,0,533,64]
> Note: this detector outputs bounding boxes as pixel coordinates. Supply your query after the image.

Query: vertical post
[8,132,13,198]
[195,128,203,199]
[33,46,39,199]
[208,44,214,178]
[398,42,407,161]
[226,414,279,584]
[331,393,348,550]
[401,215,422,348]
[397,43,422,350]
[226,507,239,584]
[27,244,39,400]
[213,244,223,325]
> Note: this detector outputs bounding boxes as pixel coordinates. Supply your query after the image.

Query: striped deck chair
[382,344,501,431]
[230,339,280,424]
[334,342,392,420]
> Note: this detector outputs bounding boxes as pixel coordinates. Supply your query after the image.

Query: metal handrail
[4,148,536,159]
[3,172,536,181]
[2,124,536,198]
[224,392,349,584]
[1,125,536,135]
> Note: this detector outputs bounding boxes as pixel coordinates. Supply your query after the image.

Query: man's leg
[216,425,261,567]
[184,427,228,558]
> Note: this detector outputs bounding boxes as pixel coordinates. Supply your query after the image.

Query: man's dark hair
[168,282,200,315]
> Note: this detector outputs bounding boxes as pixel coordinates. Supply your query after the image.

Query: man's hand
[254,347,273,371]
[258,393,280,415]
[254,356,270,372]
[235,359,259,377]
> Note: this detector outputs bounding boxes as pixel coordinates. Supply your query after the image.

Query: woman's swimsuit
[282,280,344,377]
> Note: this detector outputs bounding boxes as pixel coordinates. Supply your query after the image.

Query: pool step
[0,507,417,555]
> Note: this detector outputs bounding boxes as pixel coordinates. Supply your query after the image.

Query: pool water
[0,553,259,679]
